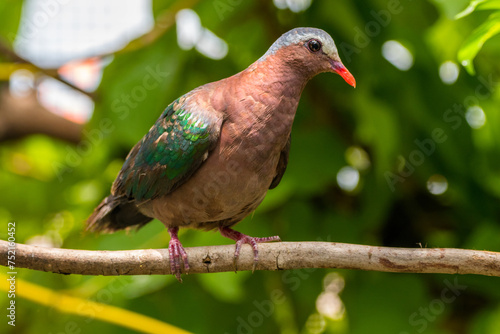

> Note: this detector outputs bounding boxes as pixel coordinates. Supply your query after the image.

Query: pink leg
[219,226,281,272]
[168,227,189,282]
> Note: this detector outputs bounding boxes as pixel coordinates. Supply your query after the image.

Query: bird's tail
[86,195,152,233]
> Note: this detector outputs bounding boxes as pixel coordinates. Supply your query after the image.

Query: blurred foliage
[1,0,500,333]
[456,0,500,74]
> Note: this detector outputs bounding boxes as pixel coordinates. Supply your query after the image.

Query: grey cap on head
[260,27,338,61]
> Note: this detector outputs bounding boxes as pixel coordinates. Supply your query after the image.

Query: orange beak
[330,60,356,88]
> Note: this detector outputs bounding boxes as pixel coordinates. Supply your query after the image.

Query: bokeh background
[1,0,500,333]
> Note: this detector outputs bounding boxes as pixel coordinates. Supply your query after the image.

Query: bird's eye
[307,39,322,53]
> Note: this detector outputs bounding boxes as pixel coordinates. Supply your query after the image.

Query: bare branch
[2,240,500,277]
[0,38,95,99]
[0,89,82,143]
[109,0,201,57]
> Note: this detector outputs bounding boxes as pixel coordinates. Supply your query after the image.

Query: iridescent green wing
[112,94,223,202]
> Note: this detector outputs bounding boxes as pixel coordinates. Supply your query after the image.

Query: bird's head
[261,27,356,88]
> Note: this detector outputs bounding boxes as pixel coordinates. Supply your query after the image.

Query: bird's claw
[168,228,189,282]
[220,227,280,273]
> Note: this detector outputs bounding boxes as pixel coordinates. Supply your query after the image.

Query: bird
[87,27,355,281]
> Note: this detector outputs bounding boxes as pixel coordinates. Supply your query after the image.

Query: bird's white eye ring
[307,39,322,53]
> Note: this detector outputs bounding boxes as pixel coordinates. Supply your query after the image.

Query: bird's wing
[112,93,223,202]
[269,134,291,189]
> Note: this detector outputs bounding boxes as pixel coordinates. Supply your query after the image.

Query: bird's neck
[213,54,312,159]
[243,54,311,104]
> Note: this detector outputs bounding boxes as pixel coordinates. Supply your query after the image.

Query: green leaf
[0,0,23,43]
[458,11,500,74]
[456,0,500,19]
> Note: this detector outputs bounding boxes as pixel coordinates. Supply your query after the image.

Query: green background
[1,0,500,333]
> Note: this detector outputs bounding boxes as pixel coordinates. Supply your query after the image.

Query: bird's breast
[141,83,299,229]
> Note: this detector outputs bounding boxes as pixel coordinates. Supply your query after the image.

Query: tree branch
[0,89,82,143]
[2,240,500,277]
[0,38,95,99]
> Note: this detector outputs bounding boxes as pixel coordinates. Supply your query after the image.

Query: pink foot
[168,227,189,282]
[219,226,281,272]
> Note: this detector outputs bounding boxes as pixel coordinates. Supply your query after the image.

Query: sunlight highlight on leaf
[455,0,500,19]
[0,274,192,334]
[457,11,500,74]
